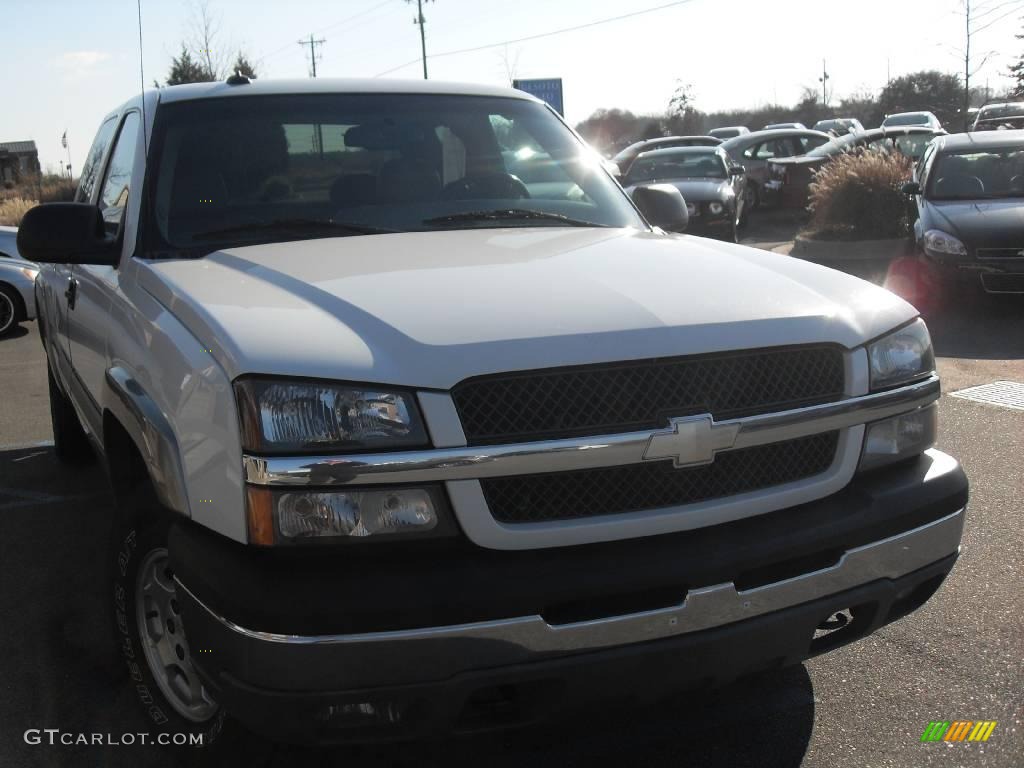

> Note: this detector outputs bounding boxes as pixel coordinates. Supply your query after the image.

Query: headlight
[19,267,38,281]
[922,229,966,257]
[859,404,937,473]
[709,201,724,215]
[868,319,935,390]
[246,486,447,545]
[234,378,428,454]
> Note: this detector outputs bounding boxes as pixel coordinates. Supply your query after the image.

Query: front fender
[103,366,191,517]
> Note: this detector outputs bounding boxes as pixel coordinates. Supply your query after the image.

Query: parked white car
[19,77,967,747]
[0,226,38,335]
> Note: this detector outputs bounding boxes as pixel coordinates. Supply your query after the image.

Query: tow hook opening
[809,603,876,655]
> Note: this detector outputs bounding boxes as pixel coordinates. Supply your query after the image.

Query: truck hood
[137,228,916,389]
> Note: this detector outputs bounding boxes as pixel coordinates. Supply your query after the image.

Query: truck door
[68,111,141,438]
[49,117,119,395]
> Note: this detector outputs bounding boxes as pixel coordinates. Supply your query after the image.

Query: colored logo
[920,721,997,742]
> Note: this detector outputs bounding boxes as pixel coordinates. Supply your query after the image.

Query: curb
[791,234,911,262]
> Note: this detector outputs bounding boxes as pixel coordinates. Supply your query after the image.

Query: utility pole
[407,0,434,79]
[299,34,325,78]
[964,0,971,131]
[818,60,830,108]
[299,35,326,156]
[61,131,72,179]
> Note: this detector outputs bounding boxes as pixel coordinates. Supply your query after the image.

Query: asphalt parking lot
[1,236,1022,767]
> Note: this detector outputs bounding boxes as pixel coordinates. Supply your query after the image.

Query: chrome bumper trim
[177,508,964,650]
[243,375,940,487]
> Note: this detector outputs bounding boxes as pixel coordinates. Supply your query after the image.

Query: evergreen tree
[1009,19,1024,98]
[231,53,258,79]
[165,45,214,85]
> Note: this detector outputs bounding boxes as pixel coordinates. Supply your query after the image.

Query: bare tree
[189,0,231,79]
[158,1,258,86]
[955,0,1024,128]
[497,44,522,85]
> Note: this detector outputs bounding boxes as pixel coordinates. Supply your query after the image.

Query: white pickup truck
[19,78,967,746]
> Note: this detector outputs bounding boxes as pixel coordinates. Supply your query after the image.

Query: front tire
[746,182,760,211]
[47,366,94,464]
[111,485,225,747]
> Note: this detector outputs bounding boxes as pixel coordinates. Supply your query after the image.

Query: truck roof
[153,77,537,105]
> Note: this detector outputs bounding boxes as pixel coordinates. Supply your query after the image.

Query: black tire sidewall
[110,505,225,747]
[0,285,18,335]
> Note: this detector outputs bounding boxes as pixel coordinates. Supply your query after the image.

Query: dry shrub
[39,177,77,203]
[0,197,37,227]
[807,149,912,240]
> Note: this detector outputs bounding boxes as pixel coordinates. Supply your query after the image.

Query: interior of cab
[149,93,641,250]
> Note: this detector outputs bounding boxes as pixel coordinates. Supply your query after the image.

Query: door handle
[65,278,78,310]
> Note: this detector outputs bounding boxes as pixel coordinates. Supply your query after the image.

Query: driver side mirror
[630,184,689,232]
[16,203,119,265]
[901,181,922,196]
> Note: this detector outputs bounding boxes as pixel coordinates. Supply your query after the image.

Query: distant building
[0,141,41,183]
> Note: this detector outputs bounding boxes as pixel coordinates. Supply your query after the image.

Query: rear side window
[76,118,118,203]
[98,112,141,234]
[798,135,830,153]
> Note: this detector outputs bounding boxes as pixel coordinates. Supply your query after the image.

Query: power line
[374,0,698,77]
[256,0,397,66]
[972,2,1024,34]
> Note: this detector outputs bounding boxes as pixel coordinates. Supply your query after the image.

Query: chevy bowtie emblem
[643,415,740,468]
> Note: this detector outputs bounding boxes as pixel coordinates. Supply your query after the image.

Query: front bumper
[684,213,733,237]
[922,249,1024,293]
[173,449,967,743]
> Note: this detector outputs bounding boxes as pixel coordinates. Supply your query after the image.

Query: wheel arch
[102,366,191,519]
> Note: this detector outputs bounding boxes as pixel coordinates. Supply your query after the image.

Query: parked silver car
[611,135,722,176]
[719,128,832,209]
[812,117,865,135]
[881,111,943,131]
[708,126,750,140]
[0,226,39,335]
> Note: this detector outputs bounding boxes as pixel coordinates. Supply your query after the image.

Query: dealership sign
[513,78,564,116]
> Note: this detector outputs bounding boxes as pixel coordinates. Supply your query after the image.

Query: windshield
[147,93,644,253]
[626,151,726,182]
[805,135,851,157]
[978,103,1024,120]
[884,113,929,126]
[928,148,1024,200]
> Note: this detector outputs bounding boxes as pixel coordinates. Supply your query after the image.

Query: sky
[1,0,1020,173]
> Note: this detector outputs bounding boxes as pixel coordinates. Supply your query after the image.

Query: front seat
[330,174,377,209]
[378,159,441,204]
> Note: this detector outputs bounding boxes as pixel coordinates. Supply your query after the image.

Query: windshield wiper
[192,218,397,242]
[422,209,608,228]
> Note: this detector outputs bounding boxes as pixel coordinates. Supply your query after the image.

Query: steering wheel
[440,172,530,201]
